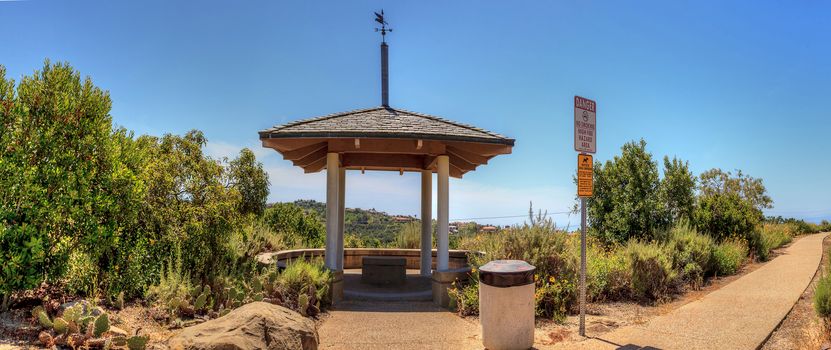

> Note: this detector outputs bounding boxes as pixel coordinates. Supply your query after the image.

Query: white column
[337,168,346,270]
[325,152,340,270]
[420,170,433,276]
[437,155,450,271]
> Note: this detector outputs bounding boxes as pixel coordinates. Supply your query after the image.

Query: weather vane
[374,10,392,43]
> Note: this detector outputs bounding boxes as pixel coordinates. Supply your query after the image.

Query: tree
[587,139,664,244]
[227,148,270,216]
[0,61,143,305]
[699,169,772,210]
[262,203,325,248]
[694,168,770,241]
[138,130,242,288]
[659,156,697,223]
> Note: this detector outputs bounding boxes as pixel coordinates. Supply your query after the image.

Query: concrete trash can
[479,260,535,350]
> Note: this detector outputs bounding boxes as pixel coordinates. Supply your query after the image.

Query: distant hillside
[292,199,416,245]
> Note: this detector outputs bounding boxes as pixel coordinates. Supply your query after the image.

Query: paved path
[318,301,481,350]
[554,233,827,350]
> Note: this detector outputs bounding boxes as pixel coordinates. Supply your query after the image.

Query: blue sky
[1,1,829,225]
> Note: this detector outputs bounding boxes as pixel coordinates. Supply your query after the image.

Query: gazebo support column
[437,155,450,270]
[432,155,453,307]
[325,152,343,303]
[337,168,345,270]
[420,170,432,276]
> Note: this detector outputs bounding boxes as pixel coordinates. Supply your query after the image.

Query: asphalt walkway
[555,232,827,350]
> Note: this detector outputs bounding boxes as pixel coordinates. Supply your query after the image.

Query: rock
[109,325,129,337]
[60,300,92,314]
[255,252,278,265]
[168,302,318,350]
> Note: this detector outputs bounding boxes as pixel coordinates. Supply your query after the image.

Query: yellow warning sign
[578,154,593,197]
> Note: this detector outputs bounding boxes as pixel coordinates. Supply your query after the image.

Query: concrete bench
[361,256,406,285]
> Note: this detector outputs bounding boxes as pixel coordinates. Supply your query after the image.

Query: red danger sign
[574,96,596,153]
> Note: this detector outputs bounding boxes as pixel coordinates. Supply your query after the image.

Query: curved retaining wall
[257,248,472,270]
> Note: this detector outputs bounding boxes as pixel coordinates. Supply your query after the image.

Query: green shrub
[712,240,747,276]
[263,203,325,248]
[278,259,332,304]
[535,275,577,322]
[146,249,192,317]
[64,251,99,297]
[587,243,630,302]
[587,139,665,245]
[694,192,762,243]
[458,220,579,321]
[626,241,677,301]
[0,224,46,308]
[815,274,831,318]
[750,223,795,262]
[448,278,479,316]
[666,222,714,287]
[394,222,422,249]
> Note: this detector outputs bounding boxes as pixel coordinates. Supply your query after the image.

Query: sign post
[574,96,596,337]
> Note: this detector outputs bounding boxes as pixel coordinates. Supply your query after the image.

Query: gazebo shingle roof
[259,106,515,146]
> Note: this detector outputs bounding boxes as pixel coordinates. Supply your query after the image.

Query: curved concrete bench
[256,248,472,270]
[256,248,478,307]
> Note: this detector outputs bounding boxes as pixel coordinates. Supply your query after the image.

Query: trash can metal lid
[478,260,536,288]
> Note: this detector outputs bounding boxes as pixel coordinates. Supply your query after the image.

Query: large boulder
[169,302,318,350]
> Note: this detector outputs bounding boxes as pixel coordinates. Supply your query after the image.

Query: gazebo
[259,14,514,305]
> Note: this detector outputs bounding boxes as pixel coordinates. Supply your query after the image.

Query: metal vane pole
[374,10,392,107]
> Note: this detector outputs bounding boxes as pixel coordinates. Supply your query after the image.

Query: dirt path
[550,232,827,350]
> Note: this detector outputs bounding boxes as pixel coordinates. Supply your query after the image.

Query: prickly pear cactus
[111,336,128,346]
[298,294,309,317]
[127,335,149,350]
[93,313,110,337]
[53,317,69,334]
[36,310,53,328]
[194,292,208,311]
[251,278,263,294]
[63,305,82,323]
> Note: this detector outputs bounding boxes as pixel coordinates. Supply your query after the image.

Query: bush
[535,274,577,322]
[815,276,831,318]
[751,223,795,261]
[712,240,747,276]
[263,203,325,248]
[146,250,193,317]
[64,251,99,297]
[448,278,479,316]
[694,192,762,243]
[458,220,579,321]
[815,249,831,319]
[278,259,332,305]
[587,243,630,302]
[666,222,714,287]
[394,222,422,249]
[626,241,677,301]
[588,139,665,245]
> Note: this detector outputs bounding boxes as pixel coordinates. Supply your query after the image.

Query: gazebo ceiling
[259,106,514,178]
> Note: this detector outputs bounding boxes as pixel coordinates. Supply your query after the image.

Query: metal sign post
[574,96,596,338]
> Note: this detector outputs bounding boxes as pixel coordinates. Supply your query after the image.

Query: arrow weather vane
[374,10,392,42]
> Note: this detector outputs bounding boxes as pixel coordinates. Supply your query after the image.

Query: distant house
[480,225,499,233]
[448,224,459,234]
[393,215,414,223]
